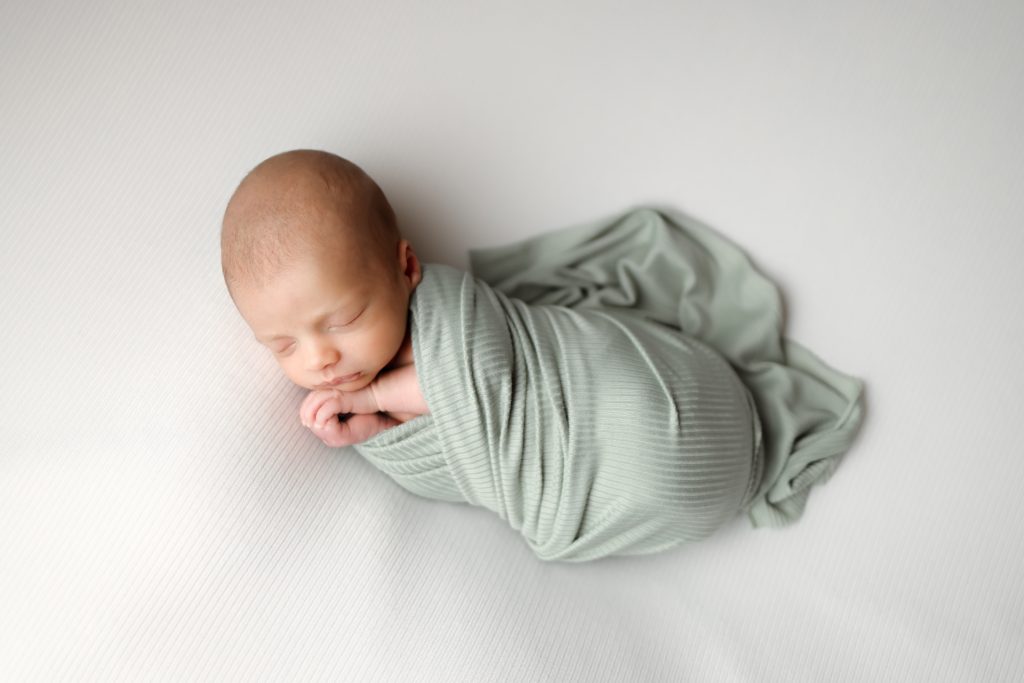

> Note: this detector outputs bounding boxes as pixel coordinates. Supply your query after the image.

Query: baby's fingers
[299,391,324,427]
[316,414,361,447]
[312,399,349,429]
[301,389,342,428]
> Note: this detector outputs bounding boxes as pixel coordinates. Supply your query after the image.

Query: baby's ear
[399,239,422,287]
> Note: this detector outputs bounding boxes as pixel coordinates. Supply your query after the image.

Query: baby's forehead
[296,249,389,290]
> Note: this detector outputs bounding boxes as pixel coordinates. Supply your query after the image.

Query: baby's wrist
[368,364,426,415]
[367,382,384,414]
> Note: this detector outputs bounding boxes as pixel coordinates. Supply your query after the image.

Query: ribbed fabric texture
[467,207,865,529]
[356,262,762,562]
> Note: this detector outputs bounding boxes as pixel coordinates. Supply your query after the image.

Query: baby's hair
[220,149,399,299]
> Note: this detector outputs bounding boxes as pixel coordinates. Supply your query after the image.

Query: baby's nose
[307,342,340,370]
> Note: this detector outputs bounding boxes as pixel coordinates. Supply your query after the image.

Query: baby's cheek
[278,362,307,388]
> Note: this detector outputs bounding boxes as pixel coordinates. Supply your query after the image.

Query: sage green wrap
[354,207,865,562]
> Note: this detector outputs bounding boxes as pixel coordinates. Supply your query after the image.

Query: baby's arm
[369,362,429,420]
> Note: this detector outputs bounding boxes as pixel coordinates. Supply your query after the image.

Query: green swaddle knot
[355,207,866,562]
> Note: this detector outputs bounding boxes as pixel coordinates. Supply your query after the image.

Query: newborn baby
[221,149,866,562]
[221,150,430,447]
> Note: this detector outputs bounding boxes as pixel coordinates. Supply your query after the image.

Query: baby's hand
[307,411,400,447]
[301,387,379,428]
[300,387,397,447]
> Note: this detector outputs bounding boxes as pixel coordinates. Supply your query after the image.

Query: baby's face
[232,251,415,393]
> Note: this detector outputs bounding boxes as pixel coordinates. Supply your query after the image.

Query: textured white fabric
[2,1,1023,680]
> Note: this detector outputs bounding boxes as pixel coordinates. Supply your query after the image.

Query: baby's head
[221,149,421,392]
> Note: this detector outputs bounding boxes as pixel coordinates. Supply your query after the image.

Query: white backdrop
[3,1,1023,680]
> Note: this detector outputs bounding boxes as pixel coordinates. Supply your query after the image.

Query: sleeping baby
[221,149,429,446]
[221,149,866,562]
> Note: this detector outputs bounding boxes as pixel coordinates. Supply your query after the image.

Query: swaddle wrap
[355,207,865,562]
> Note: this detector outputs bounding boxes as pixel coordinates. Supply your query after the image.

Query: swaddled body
[356,262,764,562]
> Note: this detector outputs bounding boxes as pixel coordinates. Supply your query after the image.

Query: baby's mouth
[318,371,361,388]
